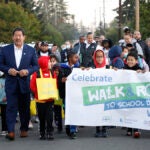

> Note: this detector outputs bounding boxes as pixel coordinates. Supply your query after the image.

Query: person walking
[0,27,39,141]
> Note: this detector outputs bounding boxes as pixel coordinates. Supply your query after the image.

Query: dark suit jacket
[80,42,97,67]
[0,44,39,94]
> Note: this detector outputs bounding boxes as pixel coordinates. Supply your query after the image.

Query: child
[102,39,113,66]
[0,71,7,136]
[124,51,143,138]
[50,55,63,133]
[30,56,54,140]
[92,49,108,138]
[58,51,79,139]
[50,54,59,67]
[108,45,124,69]
[121,46,129,62]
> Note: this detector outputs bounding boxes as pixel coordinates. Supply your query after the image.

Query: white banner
[65,68,150,130]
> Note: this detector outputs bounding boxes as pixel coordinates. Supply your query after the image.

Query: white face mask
[66,45,71,49]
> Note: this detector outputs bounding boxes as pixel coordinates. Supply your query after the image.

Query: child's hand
[113,67,118,71]
[81,67,86,70]
[2,97,6,102]
[81,67,91,70]
[136,69,143,73]
[62,77,67,83]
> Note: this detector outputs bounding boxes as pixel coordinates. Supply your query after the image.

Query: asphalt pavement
[0,122,150,150]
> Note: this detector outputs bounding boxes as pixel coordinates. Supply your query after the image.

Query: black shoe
[47,132,54,140]
[66,126,70,136]
[40,132,46,140]
[70,132,77,139]
[95,131,108,138]
[102,130,108,138]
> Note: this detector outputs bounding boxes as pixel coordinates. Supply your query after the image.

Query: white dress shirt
[14,45,23,68]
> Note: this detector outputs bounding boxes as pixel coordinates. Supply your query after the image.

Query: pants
[96,126,107,133]
[0,104,7,131]
[63,98,76,134]
[37,101,54,133]
[54,105,62,131]
[127,128,138,133]
[6,91,30,132]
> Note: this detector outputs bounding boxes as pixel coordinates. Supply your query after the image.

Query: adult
[37,41,51,57]
[134,31,150,66]
[121,34,143,56]
[73,35,85,55]
[60,41,72,63]
[101,39,113,65]
[99,35,105,46]
[34,41,41,52]
[80,32,97,67]
[146,38,150,51]
[0,27,39,140]
[51,44,61,62]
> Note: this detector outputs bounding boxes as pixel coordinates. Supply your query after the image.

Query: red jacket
[30,56,56,103]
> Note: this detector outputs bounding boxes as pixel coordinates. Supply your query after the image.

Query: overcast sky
[65,0,122,27]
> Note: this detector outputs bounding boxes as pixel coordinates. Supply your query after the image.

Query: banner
[65,68,150,130]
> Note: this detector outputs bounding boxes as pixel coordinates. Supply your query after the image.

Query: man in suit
[80,32,97,67]
[0,27,39,140]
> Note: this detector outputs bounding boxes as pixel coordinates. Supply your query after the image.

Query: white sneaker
[28,121,34,129]
[0,131,8,136]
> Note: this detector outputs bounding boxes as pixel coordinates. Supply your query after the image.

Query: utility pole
[135,0,140,31]
[118,0,122,40]
[103,0,105,30]
[54,0,57,26]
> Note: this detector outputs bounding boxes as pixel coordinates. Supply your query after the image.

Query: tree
[0,2,41,42]
[40,23,63,46]
[114,0,150,40]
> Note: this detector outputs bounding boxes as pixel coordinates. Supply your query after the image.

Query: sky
[65,0,121,28]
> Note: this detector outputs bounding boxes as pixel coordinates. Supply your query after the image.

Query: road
[0,122,150,150]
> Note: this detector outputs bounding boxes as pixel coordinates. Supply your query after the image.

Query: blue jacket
[0,44,39,94]
[108,45,124,69]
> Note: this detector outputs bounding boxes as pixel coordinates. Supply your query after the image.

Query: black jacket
[80,42,97,67]
[137,40,150,66]
[58,63,79,99]
[124,64,142,71]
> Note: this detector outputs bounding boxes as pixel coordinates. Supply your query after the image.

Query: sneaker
[95,131,108,138]
[47,132,54,140]
[134,132,141,138]
[40,132,46,140]
[70,132,77,139]
[34,117,39,123]
[102,130,108,138]
[95,132,102,138]
[28,121,34,129]
[0,131,8,136]
[126,131,132,136]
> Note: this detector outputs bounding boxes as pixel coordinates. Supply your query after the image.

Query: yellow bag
[30,100,37,116]
[36,69,58,100]
[54,94,63,106]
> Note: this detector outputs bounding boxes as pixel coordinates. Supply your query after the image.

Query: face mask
[123,53,128,58]
[66,45,71,49]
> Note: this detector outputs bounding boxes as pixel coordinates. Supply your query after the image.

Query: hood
[93,49,106,68]
[38,56,50,72]
[108,45,122,59]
